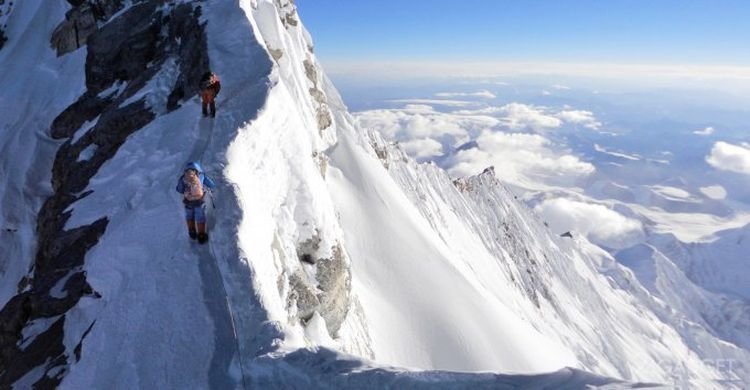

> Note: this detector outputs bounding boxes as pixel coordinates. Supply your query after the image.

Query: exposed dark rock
[0,310,67,388]
[298,234,321,262]
[275,0,298,28]
[51,0,125,56]
[289,271,320,322]
[0,1,209,386]
[368,139,391,170]
[561,231,574,238]
[283,10,298,27]
[312,91,333,130]
[73,321,95,362]
[0,0,11,51]
[289,238,352,337]
[312,151,328,178]
[303,59,317,85]
[85,1,161,93]
[51,4,97,55]
[50,92,113,139]
[300,253,315,265]
[314,244,351,335]
[453,178,471,192]
[166,4,210,111]
[302,59,332,131]
[268,47,283,61]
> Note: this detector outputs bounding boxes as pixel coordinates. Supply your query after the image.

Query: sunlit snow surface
[0,0,748,389]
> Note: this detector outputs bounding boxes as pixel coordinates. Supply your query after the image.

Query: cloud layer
[534,198,644,249]
[699,185,727,200]
[693,126,715,136]
[435,90,497,99]
[448,131,594,188]
[355,101,600,188]
[557,110,601,130]
[706,141,750,175]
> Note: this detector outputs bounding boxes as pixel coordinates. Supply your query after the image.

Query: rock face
[0,1,209,387]
[303,59,333,132]
[51,0,125,56]
[0,0,11,51]
[288,236,352,336]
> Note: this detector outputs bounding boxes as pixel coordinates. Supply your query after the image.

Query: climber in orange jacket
[200,71,221,118]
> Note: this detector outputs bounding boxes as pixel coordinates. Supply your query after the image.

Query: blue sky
[296,1,750,65]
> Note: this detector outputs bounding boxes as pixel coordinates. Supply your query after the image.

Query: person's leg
[209,98,216,117]
[185,207,197,239]
[201,92,209,116]
[187,220,197,239]
[195,204,208,243]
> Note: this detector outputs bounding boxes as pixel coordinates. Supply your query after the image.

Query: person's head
[185,168,198,181]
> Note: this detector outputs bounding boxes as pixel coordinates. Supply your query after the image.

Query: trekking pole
[208,190,216,209]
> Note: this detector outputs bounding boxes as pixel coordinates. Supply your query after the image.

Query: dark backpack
[200,72,214,90]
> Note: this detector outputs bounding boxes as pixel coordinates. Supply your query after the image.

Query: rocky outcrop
[303,59,333,132]
[275,0,298,28]
[0,1,209,387]
[51,0,125,56]
[287,236,352,337]
[0,0,11,51]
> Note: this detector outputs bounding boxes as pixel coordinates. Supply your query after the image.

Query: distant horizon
[297,1,750,66]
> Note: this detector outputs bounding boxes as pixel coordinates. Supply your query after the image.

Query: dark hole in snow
[300,253,315,265]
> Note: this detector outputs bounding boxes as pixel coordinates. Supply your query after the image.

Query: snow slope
[0,0,746,389]
[652,225,750,300]
[0,0,87,311]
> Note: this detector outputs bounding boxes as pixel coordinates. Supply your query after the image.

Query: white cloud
[389,99,475,107]
[448,131,595,188]
[594,144,640,161]
[435,90,497,99]
[557,110,602,130]
[497,103,562,132]
[401,104,436,113]
[693,126,715,136]
[706,141,750,175]
[649,185,698,202]
[404,114,465,139]
[552,84,571,90]
[699,185,727,200]
[401,138,444,159]
[355,102,601,189]
[355,105,497,146]
[534,198,644,249]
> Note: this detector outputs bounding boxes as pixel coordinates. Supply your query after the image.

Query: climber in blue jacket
[176,161,216,244]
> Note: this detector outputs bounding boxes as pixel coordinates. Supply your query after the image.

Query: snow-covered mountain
[0,1,747,389]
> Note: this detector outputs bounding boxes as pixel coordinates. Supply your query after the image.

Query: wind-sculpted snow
[345,126,748,386]
[249,348,659,390]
